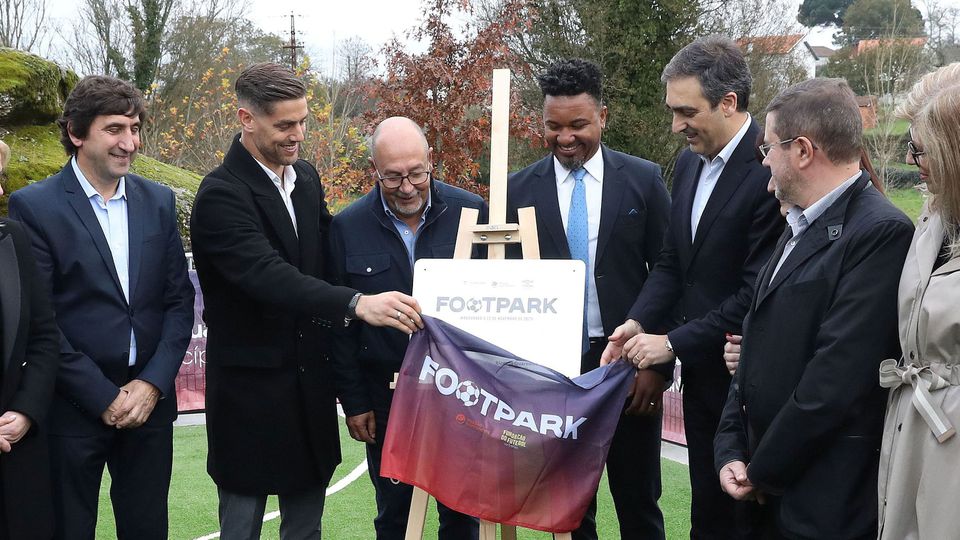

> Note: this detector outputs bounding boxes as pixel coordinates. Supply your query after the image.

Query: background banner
[381,316,633,533]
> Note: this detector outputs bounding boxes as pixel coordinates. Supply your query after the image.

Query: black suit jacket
[191,135,358,494]
[714,172,913,538]
[506,145,670,348]
[0,218,59,540]
[8,166,194,436]
[628,121,782,383]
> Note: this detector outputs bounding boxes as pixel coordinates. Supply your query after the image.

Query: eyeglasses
[757,137,799,158]
[907,141,926,164]
[376,170,431,189]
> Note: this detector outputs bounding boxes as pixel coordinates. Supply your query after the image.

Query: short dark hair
[537,59,603,104]
[765,78,862,165]
[662,35,752,111]
[58,75,146,155]
[235,63,306,115]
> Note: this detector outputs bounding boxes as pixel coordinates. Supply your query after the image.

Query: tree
[839,0,924,45]
[0,0,47,52]
[366,0,541,195]
[490,0,702,172]
[797,0,854,27]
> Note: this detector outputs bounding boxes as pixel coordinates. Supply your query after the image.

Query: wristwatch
[344,292,362,326]
[664,336,674,354]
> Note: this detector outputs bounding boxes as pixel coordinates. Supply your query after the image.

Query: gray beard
[557,155,585,171]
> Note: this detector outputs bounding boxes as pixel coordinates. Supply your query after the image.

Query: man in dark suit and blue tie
[506,59,671,540]
[8,75,195,540]
[601,36,783,539]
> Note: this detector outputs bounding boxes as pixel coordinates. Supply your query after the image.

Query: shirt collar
[553,146,605,186]
[700,113,752,167]
[71,156,126,201]
[786,171,861,237]
[252,158,297,192]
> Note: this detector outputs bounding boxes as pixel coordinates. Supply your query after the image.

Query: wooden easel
[399,70,574,540]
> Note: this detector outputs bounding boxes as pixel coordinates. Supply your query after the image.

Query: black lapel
[292,163,319,273]
[0,228,21,370]
[691,121,762,258]
[529,156,570,258]
[755,224,792,304]
[758,172,870,303]
[125,176,144,301]
[673,153,702,269]
[596,146,625,265]
[222,135,300,265]
[61,164,126,300]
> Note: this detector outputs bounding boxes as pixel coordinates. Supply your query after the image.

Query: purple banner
[381,316,633,533]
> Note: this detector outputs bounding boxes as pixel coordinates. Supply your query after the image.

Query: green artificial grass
[96,422,692,539]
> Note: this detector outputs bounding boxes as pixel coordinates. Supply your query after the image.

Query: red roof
[855,37,927,55]
[737,34,805,55]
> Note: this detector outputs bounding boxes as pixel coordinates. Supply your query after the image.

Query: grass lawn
[96,422,691,539]
[888,186,925,222]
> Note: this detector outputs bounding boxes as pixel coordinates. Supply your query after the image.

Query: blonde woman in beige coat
[877,83,960,539]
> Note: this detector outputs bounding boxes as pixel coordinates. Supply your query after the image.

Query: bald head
[371,117,430,165]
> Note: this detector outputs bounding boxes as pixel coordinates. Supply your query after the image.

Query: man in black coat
[0,211,59,540]
[328,116,483,539]
[602,36,782,539]
[506,59,671,540]
[191,63,423,539]
[713,78,913,539]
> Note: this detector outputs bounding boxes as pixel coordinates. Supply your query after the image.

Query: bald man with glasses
[327,116,486,539]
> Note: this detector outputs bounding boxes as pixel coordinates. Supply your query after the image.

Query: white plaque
[413,259,585,378]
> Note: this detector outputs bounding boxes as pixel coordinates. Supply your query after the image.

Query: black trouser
[572,338,665,540]
[49,424,172,540]
[684,373,742,539]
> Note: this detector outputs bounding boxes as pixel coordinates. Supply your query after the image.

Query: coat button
[909,351,915,360]
[366,267,372,273]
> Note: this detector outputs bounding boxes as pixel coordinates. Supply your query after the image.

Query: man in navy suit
[506,59,671,540]
[601,36,782,539]
[8,75,195,540]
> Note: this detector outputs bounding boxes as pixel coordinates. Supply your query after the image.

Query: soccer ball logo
[466,298,483,312]
[456,381,481,406]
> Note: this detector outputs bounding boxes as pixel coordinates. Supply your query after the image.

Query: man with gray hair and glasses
[192,64,424,539]
[713,78,912,538]
[602,35,781,539]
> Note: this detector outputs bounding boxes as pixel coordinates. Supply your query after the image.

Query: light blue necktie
[567,167,589,354]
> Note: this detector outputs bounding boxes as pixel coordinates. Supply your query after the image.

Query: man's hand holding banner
[381,316,633,533]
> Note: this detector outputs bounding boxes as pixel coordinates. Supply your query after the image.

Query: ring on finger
[649,402,656,407]
[395,310,402,320]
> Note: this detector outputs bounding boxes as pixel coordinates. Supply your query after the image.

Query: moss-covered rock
[0,48,78,126]
[1,123,201,248]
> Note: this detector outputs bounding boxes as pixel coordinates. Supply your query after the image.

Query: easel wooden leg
[554,533,573,540]
[403,487,430,540]
[501,524,518,540]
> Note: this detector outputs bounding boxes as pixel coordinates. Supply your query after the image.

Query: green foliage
[0,123,200,247]
[512,0,699,169]
[798,0,854,27]
[96,423,693,539]
[821,42,930,95]
[839,0,924,45]
[0,48,78,125]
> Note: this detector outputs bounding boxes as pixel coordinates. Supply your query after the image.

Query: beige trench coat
[878,206,960,539]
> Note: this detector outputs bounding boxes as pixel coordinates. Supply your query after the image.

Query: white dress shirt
[72,158,137,366]
[554,149,604,339]
[690,114,752,241]
[253,159,299,236]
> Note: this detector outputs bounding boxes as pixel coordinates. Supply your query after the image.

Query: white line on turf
[194,406,368,540]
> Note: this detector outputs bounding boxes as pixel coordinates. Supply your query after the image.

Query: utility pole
[282,12,303,72]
